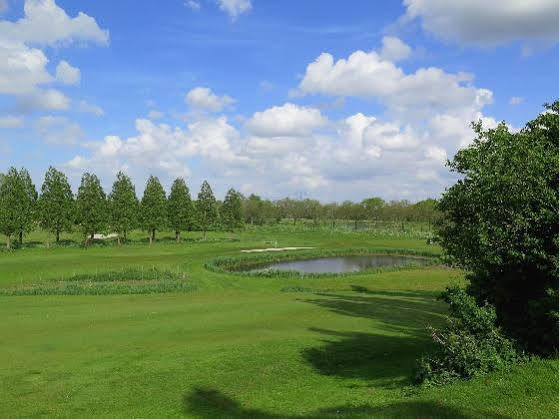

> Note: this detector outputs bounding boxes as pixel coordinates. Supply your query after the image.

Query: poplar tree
[108,171,138,245]
[140,175,166,245]
[221,188,243,231]
[38,166,74,245]
[16,168,38,244]
[167,177,193,242]
[75,172,107,246]
[196,180,219,239]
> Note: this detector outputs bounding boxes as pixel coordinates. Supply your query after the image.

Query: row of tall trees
[0,167,243,248]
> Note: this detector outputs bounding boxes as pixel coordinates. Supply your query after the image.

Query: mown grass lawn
[1,229,558,417]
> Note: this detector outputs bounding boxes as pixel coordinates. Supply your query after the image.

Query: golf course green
[1,228,558,417]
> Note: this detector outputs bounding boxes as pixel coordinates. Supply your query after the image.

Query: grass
[0,227,558,417]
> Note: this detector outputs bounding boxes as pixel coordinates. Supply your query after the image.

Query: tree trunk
[203,230,207,240]
[90,232,94,240]
[56,230,60,243]
[151,229,156,244]
[6,235,10,249]
[117,235,121,246]
[124,230,128,242]
[176,230,180,243]
[19,231,23,245]
[354,219,358,230]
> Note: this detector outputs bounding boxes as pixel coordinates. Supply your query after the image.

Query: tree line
[0,166,439,248]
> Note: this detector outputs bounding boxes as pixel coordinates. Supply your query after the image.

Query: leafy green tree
[108,172,138,245]
[0,168,23,249]
[167,177,193,242]
[437,101,559,356]
[16,168,37,244]
[75,172,107,246]
[38,166,74,245]
[196,180,219,239]
[140,175,167,245]
[362,197,385,220]
[221,188,244,231]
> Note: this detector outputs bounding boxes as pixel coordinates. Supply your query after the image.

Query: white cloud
[217,0,251,20]
[424,145,448,164]
[186,87,235,112]
[55,60,80,85]
[78,100,104,116]
[0,115,23,128]
[380,36,412,62]
[0,0,109,46]
[509,96,525,105]
[147,110,165,120]
[36,115,83,144]
[296,48,492,115]
[0,41,52,94]
[246,103,327,137]
[403,0,559,45]
[20,88,70,110]
[185,0,201,11]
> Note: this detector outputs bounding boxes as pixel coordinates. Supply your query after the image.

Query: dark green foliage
[140,175,167,244]
[221,188,244,231]
[109,171,138,244]
[196,180,219,239]
[0,167,37,248]
[75,172,107,246]
[415,287,526,386]
[437,102,559,356]
[167,178,193,242]
[38,166,74,245]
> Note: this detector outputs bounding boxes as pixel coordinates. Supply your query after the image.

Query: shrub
[414,287,526,386]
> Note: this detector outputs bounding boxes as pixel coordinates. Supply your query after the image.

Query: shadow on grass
[182,387,506,418]
[302,328,429,388]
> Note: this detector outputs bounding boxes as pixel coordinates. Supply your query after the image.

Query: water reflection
[249,255,431,274]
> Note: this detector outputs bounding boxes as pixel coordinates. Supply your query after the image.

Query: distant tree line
[0,166,438,248]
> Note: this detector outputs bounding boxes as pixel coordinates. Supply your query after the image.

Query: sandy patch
[241,247,315,253]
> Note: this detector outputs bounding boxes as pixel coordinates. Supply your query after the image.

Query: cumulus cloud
[78,100,104,116]
[186,87,235,112]
[185,0,201,11]
[0,115,23,128]
[55,60,80,85]
[147,110,165,120]
[0,0,109,46]
[510,96,525,105]
[36,115,83,144]
[217,0,251,20]
[296,44,492,115]
[245,103,327,137]
[380,36,412,62]
[403,0,559,45]
[0,0,108,112]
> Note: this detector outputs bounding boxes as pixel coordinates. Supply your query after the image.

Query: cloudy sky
[1,0,557,201]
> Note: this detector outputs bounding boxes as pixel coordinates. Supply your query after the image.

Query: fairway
[1,230,558,418]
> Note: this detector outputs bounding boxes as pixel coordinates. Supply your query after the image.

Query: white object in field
[93,233,119,240]
[241,247,315,253]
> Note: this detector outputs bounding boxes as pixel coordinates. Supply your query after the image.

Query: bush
[414,287,526,386]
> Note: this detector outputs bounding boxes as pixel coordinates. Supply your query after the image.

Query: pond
[248,254,432,274]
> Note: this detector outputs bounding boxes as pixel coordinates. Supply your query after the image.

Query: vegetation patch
[206,247,440,278]
[0,267,195,296]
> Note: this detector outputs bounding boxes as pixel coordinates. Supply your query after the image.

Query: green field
[1,229,558,418]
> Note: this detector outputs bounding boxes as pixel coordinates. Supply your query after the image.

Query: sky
[1,0,558,202]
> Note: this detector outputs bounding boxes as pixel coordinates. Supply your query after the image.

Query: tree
[362,197,385,220]
[16,168,37,244]
[140,175,167,245]
[196,180,218,239]
[75,172,107,246]
[0,168,22,249]
[108,171,138,245]
[38,166,74,245]
[221,188,243,231]
[167,177,193,242]
[437,101,559,356]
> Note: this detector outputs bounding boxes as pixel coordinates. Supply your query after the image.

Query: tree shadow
[182,387,506,418]
[301,328,430,388]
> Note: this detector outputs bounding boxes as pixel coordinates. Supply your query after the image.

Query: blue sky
[1,0,558,202]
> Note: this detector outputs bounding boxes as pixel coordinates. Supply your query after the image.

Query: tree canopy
[140,175,167,244]
[75,172,107,245]
[167,177,193,242]
[196,180,219,239]
[109,171,138,244]
[437,101,559,356]
[221,188,244,231]
[38,166,74,244]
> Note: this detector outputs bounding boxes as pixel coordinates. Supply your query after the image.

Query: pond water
[249,254,431,274]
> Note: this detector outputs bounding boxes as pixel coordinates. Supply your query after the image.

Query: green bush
[414,287,526,386]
